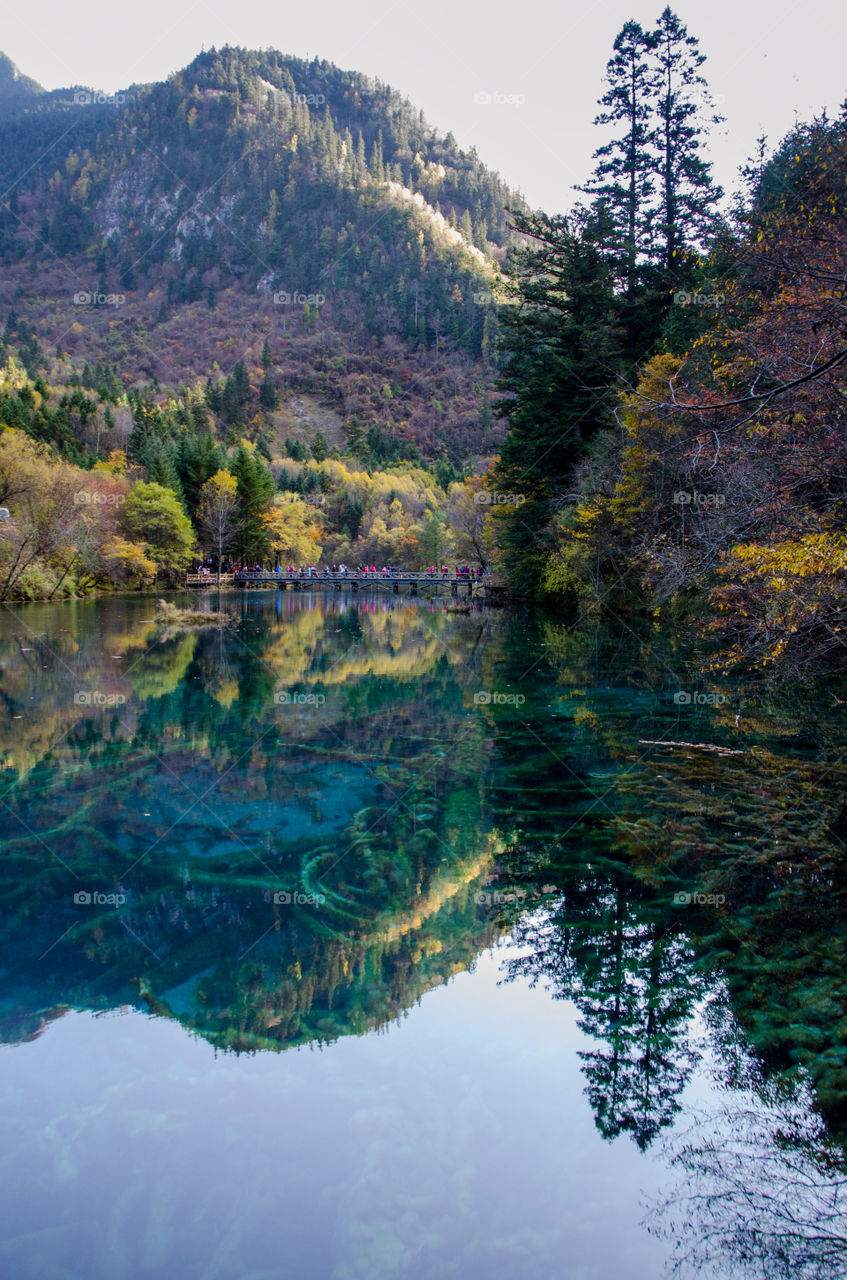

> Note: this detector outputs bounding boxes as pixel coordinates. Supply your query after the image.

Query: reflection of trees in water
[8,598,847,1198]
[507,884,703,1149]
[0,598,492,780]
[0,597,512,1054]
[610,738,847,1143]
[486,618,706,1151]
[486,616,847,1174]
[648,1083,847,1279]
[484,616,847,1276]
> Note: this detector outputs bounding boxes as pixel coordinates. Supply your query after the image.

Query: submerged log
[638,739,745,757]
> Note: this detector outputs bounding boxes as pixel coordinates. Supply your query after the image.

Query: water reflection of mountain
[4,596,847,1236]
[0,596,515,1054]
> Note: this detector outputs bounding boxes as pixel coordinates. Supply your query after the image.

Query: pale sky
[1,0,845,213]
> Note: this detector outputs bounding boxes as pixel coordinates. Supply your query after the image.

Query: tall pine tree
[493,210,626,592]
[581,21,657,298]
[652,6,723,279]
[583,8,723,295]
[231,446,275,563]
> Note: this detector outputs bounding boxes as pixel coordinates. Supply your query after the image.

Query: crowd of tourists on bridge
[203,562,486,580]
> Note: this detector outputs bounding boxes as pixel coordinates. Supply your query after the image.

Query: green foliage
[122,481,196,574]
[231,445,275,562]
[493,209,627,592]
[175,432,224,513]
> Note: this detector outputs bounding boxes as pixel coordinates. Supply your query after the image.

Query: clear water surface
[1,591,845,1279]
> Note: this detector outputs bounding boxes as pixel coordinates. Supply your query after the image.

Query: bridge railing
[185,570,484,589]
[185,573,236,585]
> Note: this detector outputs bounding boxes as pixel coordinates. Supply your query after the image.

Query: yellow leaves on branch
[732,533,847,583]
[260,496,324,563]
[100,536,157,584]
[715,533,847,668]
[610,354,687,530]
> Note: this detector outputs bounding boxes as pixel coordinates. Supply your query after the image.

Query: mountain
[0,47,522,464]
[0,52,43,106]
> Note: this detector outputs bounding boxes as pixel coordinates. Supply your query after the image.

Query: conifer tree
[581,20,657,298]
[651,6,723,278]
[493,210,626,591]
[583,8,722,290]
[231,445,275,562]
[259,371,279,411]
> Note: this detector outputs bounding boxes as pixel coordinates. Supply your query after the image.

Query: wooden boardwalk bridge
[185,571,481,597]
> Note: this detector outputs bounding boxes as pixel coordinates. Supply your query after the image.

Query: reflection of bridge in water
[185,571,479,596]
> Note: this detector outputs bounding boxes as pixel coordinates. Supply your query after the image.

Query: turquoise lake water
[1,591,845,1279]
